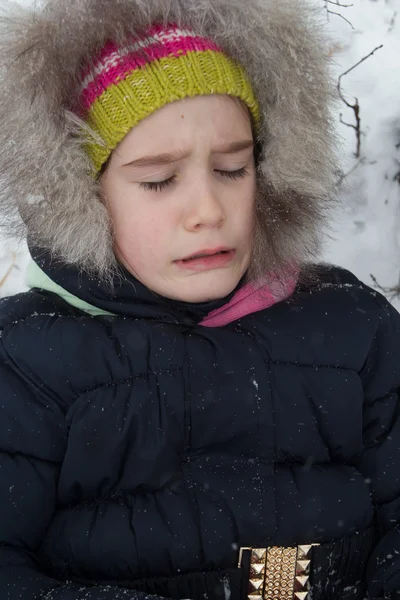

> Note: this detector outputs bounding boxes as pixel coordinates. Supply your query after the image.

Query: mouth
[179,247,233,262]
[174,247,236,272]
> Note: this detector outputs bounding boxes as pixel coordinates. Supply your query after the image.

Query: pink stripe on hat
[78,26,222,113]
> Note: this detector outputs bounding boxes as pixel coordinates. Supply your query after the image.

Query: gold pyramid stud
[296,560,311,574]
[250,563,266,576]
[297,545,312,558]
[249,578,264,592]
[252,548,267,561]
[295,575,309,588]
[294,592,309,600]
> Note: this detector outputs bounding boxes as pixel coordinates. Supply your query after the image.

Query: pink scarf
[200,271,298,328]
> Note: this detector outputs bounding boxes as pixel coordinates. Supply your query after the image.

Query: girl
[0,1,399,599]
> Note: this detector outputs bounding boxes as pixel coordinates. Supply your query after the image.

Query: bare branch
[339,45,383,81]
[339,108,361,158]
[337,45,383,157]
[388,11,397,33]
[336,157,364,187]
[323,0,354,27]
[370,273,400,301]
[0,254,16,289]
[328,10,354,28]
[324,0,353,6]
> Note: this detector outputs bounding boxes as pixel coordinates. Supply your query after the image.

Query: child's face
[101,95,256,302]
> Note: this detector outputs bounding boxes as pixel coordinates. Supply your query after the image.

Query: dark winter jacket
[0,3,398,599]
[0,257,400,600]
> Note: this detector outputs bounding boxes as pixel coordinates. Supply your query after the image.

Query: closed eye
[139,176,177,192]
[215,167,249,180]
[139,167,249,193]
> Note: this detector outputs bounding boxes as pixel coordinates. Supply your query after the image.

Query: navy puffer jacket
[0,258,400,600]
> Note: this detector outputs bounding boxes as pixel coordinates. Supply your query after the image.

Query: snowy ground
[0,0,399,309]
[320,0,400,310]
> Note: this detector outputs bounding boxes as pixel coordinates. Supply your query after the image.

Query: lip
[175,247,236,272]
[179,247,233,261]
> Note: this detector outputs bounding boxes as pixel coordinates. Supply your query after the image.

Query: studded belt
[76,527,375,600]
[238,544,319,600]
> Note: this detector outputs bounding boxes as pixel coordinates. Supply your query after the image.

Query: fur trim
[0,0,339,279]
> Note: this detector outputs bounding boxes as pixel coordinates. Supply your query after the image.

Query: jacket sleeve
[355,291,400,600]
[0,336,170,600]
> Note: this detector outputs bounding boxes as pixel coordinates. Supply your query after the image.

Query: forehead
[116,95,253,155]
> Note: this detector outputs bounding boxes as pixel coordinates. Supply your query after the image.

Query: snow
[318,0,400,310]
[0,0,399,310]
[0,239,30,298]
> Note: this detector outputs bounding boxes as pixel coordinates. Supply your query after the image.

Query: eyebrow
[122,140,254,168]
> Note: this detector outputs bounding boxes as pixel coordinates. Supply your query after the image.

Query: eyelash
[139,167,249,192]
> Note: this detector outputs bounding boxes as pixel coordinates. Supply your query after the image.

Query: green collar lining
[26,261,115,317]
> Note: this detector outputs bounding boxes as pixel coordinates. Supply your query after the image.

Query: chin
[179,273,241,304]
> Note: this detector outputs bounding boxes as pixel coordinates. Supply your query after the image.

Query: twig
[339,112,361,157]
[337,45,383,157]
[336,157,364,187]
[388,11,397,33]
[370,273,400,301]
[324,0,354,27]
[394,154,400,184]
[339,45,383,84]
[325,0,353,6]
[0,254,17,289]
[328,10,354,28]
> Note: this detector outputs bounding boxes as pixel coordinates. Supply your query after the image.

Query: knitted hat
[76,23,261,172]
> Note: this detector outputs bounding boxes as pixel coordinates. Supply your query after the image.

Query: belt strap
[75,528,375,600]
[120,567,244,600]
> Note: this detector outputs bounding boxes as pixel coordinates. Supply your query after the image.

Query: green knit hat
[76,23,260,172]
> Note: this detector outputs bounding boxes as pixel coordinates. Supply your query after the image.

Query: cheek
[237,191,256,248]
[102,178,169,269]
[111,204,174,265]
[233,181,256,230]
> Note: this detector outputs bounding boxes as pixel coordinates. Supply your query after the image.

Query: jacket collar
[28,247,241,326]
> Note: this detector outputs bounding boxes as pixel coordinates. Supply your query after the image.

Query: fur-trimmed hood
[0,0,338,279]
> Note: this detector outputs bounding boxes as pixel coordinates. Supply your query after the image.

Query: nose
[184,183,225,232]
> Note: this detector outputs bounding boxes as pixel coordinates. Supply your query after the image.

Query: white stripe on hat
[79,28,197,94]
